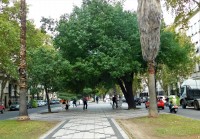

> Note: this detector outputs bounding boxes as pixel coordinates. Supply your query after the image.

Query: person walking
[96,96,99,104]
[73,99,77,107]
[112,95,118,109]
[83,96,88,110]
[65,100,69,110]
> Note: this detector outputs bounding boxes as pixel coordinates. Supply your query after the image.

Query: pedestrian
[65,100,69,110]
[8,100,12,107]
[73,99,77,107]
[83,96,88,110]
[96,96,99,104]
[112,95,118,108]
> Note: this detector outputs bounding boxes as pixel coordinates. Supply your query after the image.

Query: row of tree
[0,0,199,119]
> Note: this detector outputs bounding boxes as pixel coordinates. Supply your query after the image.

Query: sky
[26,0,173,28]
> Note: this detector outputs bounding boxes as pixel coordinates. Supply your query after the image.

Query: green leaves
[0,3,20,79]
[27,46,71,93]
[54,0,143,93]
[156,27,195,92]
[164,0,200,27]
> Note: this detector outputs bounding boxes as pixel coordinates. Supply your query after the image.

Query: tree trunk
[118,79,136,109]
[18,0,29,120]
[37,92,39,100]
[148,62,158,117]
[137,0,161,118]
[0,80,7,101]
[45,87,51,113]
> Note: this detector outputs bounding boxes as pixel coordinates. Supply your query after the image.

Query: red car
[145,99,165,109]
[0,104,5,114]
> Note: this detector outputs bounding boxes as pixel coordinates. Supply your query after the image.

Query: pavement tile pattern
[28,102,149,139]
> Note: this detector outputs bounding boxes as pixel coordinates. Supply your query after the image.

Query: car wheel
[194,101,200,110]
[181,101,186,109]
[0,110,3,114]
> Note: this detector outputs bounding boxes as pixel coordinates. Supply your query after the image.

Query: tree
[28,46,70,112]
[137,0,162,117]
[54,0,144,109]
[18,0,29,120]
[164,0,200,27]
[0,1,20,102]
[0,1,46,104]
[156,27,196,95]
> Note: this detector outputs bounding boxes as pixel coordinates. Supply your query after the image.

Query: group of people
[61,97,88,110]
[61,94,120,110]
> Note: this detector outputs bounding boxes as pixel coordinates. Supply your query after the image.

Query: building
[186,9,200,79]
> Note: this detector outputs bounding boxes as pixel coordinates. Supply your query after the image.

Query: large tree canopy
[28,45,70,112]
[54,0,144,109]
[53,0,196,109]
[156,25,196,94]
[0,2,20,78]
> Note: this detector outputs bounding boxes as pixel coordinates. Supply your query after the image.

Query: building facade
[186,10,200,79]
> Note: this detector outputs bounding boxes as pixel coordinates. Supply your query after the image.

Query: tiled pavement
[28,102,149,139]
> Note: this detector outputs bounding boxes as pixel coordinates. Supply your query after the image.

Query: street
[0,104,60,120]
[0,102,199,121]
[162,105,200,120]
[136,103,200,120]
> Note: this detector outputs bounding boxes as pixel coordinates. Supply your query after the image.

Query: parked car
[9,102,20,111]
[134,98,141,105]
[50,100,56,105]
[145,99,165,109]
[36,100,45,107]
[0,103,5,114]
[10,102,32,111]
[122,97,126,102]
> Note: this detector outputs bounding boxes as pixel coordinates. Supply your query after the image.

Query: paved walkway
[29,101,149,139]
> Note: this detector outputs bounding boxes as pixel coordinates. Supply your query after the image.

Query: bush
[31,100,38,108]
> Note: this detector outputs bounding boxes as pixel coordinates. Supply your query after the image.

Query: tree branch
[192,0,200,8]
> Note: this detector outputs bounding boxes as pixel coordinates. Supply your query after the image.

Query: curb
[39,120,66,139]
[111,118,129,139]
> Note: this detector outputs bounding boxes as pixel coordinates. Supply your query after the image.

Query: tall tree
[137,0,162,117]
[18,0,29,120]
[0,1,20,101]
[54,0,144,109]
[28,46,70,112]
[157,27,196,94]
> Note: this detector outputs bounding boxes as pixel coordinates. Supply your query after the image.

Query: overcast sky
[26,0,173,28]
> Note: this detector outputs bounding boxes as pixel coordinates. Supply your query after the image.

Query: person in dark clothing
[112,95,118,108]
[96,96,99,104]
[73,99,77,107]
[8,100,12,107]
[65,100,69,110]
[83,97,88,110]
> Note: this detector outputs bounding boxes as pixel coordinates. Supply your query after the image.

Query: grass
[0,120,59,139]
[117,114,200,139]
